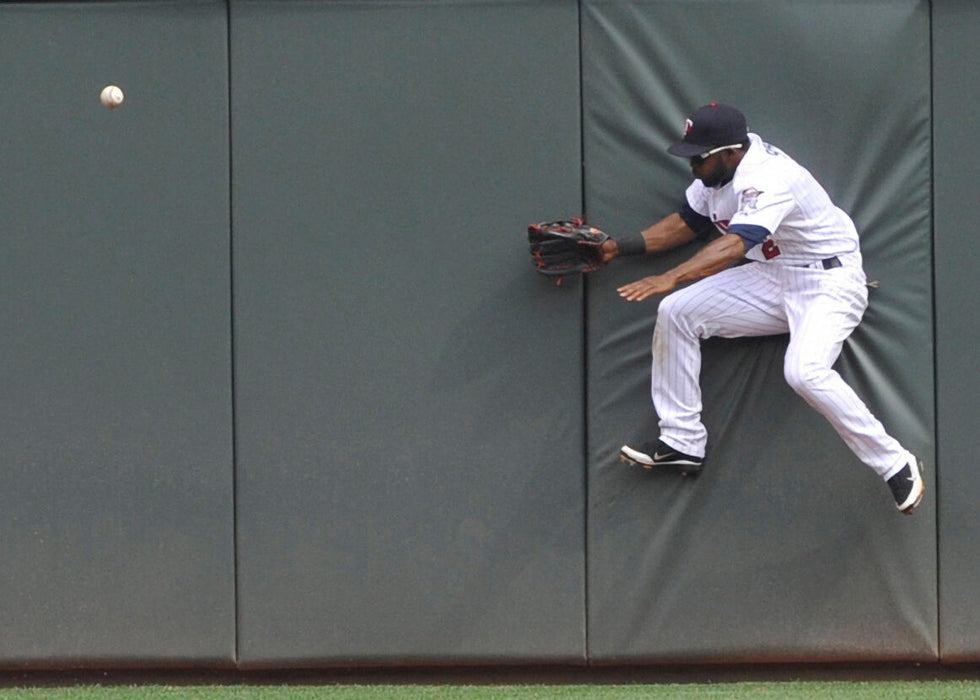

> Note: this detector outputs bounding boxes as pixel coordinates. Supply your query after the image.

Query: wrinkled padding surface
[933,0,980,663]
[582,0,937,663]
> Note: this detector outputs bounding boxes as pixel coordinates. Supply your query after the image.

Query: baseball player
[605,103,924,514]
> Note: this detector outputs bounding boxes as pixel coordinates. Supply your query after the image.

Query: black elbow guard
[678,202,716,239]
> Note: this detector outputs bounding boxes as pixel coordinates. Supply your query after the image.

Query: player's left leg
[780,265,911,479]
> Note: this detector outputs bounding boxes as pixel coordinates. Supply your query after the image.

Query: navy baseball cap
[667,103,748,158]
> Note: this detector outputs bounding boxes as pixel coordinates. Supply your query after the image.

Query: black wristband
[615,233,647,257]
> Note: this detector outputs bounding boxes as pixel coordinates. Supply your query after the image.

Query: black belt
[799,256,841,269]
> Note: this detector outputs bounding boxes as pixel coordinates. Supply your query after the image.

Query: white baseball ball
[100,85,125,109]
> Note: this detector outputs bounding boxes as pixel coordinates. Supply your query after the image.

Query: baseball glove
[527,218,610,276]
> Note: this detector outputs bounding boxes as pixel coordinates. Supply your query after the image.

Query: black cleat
[887,458,925,514]
[620,439,703,475]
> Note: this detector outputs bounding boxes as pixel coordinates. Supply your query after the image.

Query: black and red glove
[527,218,610,277]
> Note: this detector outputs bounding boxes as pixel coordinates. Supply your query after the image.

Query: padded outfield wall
[0,0,976,668]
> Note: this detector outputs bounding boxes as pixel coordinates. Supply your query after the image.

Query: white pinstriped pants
[651,260,909,479]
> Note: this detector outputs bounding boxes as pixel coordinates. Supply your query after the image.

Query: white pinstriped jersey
[684,133,862,266]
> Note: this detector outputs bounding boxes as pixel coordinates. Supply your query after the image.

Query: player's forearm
[663,233,746,285]
[602,212,697,261]
[641,212,699,252]
[616,232,746,302]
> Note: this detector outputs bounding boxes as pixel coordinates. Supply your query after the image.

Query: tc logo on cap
[684,119,694,136]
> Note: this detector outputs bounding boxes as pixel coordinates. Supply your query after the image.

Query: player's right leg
[635,263,787,461]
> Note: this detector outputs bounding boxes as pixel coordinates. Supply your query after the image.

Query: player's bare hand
[600,239,619,263]
[617,275,676,302]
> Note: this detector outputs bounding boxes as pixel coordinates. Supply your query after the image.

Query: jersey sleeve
[680,181,717,239]
[727,223,771,247]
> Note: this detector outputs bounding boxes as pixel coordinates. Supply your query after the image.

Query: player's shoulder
[744,134,794,169]
[736,135,802,189]
[685,176,710,204]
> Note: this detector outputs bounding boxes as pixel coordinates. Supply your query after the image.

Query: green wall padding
[933,0,980,663]
[0,1,235,666]
[230,0,587,665]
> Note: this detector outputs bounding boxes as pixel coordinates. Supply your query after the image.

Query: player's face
[690,152,734,188]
